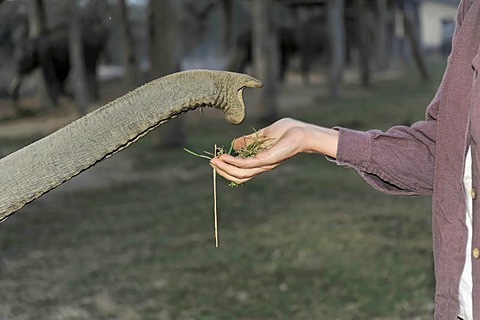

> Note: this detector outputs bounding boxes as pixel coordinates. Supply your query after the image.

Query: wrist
[302,125,339,158]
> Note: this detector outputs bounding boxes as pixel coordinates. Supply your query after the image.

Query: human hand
[210,118,338,185]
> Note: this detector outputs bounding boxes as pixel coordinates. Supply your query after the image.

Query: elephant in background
[10,22,108,108]
[228,21,329,85]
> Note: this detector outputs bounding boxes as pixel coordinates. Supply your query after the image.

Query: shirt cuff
[328,127,371,170]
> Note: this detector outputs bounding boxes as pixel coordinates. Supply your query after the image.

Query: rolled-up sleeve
[333,92,440,197]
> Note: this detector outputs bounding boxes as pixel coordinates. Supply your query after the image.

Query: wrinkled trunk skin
[0,70,262,222]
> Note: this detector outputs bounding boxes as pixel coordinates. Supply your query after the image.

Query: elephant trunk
[0,70,262,222]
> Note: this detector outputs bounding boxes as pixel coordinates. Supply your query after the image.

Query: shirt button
[472,188,477,200]
[473,248,480,259]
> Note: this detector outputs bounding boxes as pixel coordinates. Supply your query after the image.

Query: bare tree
[252,0,279,123]
[24,0,49,110]
[32,0,47,30]
[220,0,233,60]
[180,0,217,63]
[374,0,389,70]
[327,0,346,97]
[149,0,184,147]
[119,0,140,88]
[352,0,372,89]
[149,0,180,77]
[401,0,429,81]
[69,0,89,116]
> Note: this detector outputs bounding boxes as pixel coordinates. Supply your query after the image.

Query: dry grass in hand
[184,130,272,186]
[183,131,272,246]
[234,131,272,159]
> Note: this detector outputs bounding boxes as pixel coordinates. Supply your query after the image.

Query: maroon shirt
[334,0,480,318]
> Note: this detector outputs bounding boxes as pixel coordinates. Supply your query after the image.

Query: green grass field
[0,64,445,320]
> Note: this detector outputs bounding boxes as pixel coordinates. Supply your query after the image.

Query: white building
[419,0,459,52]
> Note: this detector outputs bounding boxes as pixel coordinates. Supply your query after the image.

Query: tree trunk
[69,1,89,116]
[327,0,346,97]
[374,0,389,70]
[149,0,185,147]
[119,0,140,89]
[252,0,279,124]
[353,0,371,89]
[220,0,233,60]
[25,0,49,110]
[149,0,179,77]
[402,1,429,81]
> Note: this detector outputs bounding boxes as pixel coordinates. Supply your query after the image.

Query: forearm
[301,124,339,159]
[334,124,436,196]
[212,114,435,193]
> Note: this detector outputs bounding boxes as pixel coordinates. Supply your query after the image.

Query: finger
[216,153,272,170]
[231,135,253,150]
[212,156,279,184]
[214,164,277,185]
[210,163,252,185]
[211,157,271,179]
[223,142,288,167]
[232,128,268,150]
